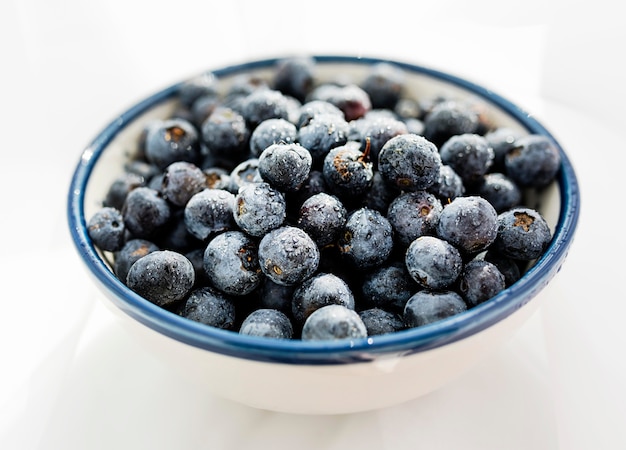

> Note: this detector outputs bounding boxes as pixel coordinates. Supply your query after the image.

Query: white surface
[1,0,625,448]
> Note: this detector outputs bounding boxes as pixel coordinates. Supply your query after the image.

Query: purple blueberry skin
[297,112,350,164]
[292,272,356,324]
[439,133,494,186]
[297,100,345,128]
[306,83,372,122]
[113,238,160,283]
[301,304,367,341]
[272,56,316,102]
[122,187,171,239]
[161,161,207,207]
[458,260,506,307]
[474,172,522,213]
[297,192,348,247]
[338,208,394,270]
[144,118,201,169]
[258,226,320,286]
[422,100,480,148]
[360,262,419,313]
[504,134,561,188]
[427,164,465,204]
[87,206,126,252]
[200,106,250,158]
[403,290,468,328]
[493,207,552,261]
[358,308,405,336]
[249,118,298,157]
[378,133,442,192]
[359,62,406,110]
[233,182,286,237]
[322,142,374,199]
[405,236,463,290]
[178,286,236,330]
[184,188,236,241]
[239,308,294,339]
[436,195,498,254]
[203,231,262,296]
[126,250,195,307]
[386,190,443,248]
[258,142,312,192]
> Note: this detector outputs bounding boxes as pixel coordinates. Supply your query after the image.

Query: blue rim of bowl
[68,55,580,365]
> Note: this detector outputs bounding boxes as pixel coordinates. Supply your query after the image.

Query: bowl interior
[69,55,580,364]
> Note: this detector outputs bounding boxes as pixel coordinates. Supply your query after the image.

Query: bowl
[67,55,580,414]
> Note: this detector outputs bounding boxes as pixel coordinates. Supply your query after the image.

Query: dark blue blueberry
[241,88,294,128]
[144,118,201,169]
[322,141,374,199]
[184,188,236,241]
[297,112,350,164]
[200,106,250,158]
[256,278,295,315]
[439,133,494,186]
[338,207,394,270]
[360,171,398,213]
[126,250,195,307]
[88,206,126,252]
[203,230,262,296]
[258,226,320,286]
[359,62,406,110]
[122,186,171,239]
[405,236,463,290]
[358,308,405,336]
[229,158,262,192]
[348,114,408,165]
[403,290,467,327]
[457,259,505,307]
[124,160,160,183]
[234,182,286,237]
[427,164,465,204]
[493,207,552,261]
[436,195,498,254]
[161,161,207,207]
[178,286,236,330]
[386,191,443,248]
[203,167,233,191]
[306,83,372,121]
[484,127,523,172]
[272,56,316,102]
[297,192,347,247]
[178,71,219,108]
[113,238,160,284]
[422,100,480,148]
[504,134,561,188]
[296,100,345,128]
[483,249,522,287]
[103,172,145,211]
[239,308,294,339]
[378,133,441,192]
[360,262,418,313]
[189,94,221,128]
[292,272,356,325]
[154,208,201,253]
[249,118,298,157]
[473,172,522,213]
[258,142,312,192]
[301,304,367,341]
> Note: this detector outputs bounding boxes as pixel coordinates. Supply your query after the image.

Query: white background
[1,1,625,449]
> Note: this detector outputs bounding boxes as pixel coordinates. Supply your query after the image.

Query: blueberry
[296,192,347,247]
[145,118,201,169]
[184,188,236,241]
[296,99,345,128]
[322,141,374,199]
[473,172,522,213]
[427,164,465,204]
[122,186,171,239]
[256,278,295,315]
[179,286,236,330]
[272,56,316,102]
[203,167,233,191]
[422,100,480,148]
[360,262,418,313]
[436,195,498,254]
[126,250,195,307]
[484,127,522,172]
[493,207,552,260]
[358,308,405,336]
[124,160,161,183]
[178,71,219,108]
[360,171,398,213]
[258,226,320,286]
[161,161,207,207]
[439,133,494,186]
[458,259,505,307]
[338,207,394,270]
[297,112,350,164]
[153,208,200,253]
[203,230,262,296]
[87,206,126,252]
[258,142,312,192]
[378,133,441,192]
[301,304,367,341]
[234,182,286,237]
[189,94,221,127]
[306,83,372,121]
[229,158,261,192]
[241,88,294,128]
[403,290,467,328]
[405,236,463,290]
[359,62,406,110]
[113,238,160,283]
[239,308,294,339]
[483,249,522,287]
[103,172,145,211]
[386,191,443,248]
[200,106,250,159]
[505,134,561,188]
[249,118,298,157]
[292,272,356,324]
[348,114,408,165]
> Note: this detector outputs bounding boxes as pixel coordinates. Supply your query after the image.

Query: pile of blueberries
[87,57,560,341]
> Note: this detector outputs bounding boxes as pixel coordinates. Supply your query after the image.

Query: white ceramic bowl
[68,55,580,414]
